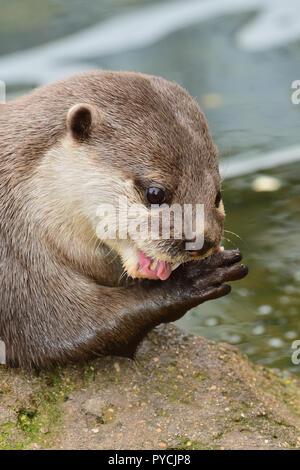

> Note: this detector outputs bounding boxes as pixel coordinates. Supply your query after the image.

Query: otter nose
[187,237,215,257]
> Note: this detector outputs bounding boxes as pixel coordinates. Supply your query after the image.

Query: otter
[0,71,248,369]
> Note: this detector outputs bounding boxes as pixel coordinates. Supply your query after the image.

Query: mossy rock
[0,325,299,449]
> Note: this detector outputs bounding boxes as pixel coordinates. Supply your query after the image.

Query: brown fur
[0,71,247,369]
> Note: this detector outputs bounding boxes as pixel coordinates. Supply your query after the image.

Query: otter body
[0,71,247,369]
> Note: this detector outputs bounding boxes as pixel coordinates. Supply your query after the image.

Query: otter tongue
[138,251,172,281]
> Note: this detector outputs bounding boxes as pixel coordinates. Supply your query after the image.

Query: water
[1,0,300,374]
[179,162,300,374]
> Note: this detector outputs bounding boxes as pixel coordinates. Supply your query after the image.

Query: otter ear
[66,103,99,140]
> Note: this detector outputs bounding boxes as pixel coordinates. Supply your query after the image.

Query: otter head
[49,72,225,280]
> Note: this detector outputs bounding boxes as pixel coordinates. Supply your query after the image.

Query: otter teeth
[149,259,180,272]
[150,259,158,271]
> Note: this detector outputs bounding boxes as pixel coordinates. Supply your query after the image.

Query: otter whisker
[224,229,242,241]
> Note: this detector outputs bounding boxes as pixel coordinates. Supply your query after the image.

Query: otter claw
[201,249,243,268]
[200,263,248,286]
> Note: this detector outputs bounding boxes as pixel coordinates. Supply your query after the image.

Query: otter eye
[215,191,222,208]
[146,187,166,205]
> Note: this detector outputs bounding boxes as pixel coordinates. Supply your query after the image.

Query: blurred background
[1,0,300,374]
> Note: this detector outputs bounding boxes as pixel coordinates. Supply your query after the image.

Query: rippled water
[1,0,300,374]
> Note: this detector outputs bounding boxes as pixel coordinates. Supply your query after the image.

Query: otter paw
[173,249,245,280]
[172,250,248,305]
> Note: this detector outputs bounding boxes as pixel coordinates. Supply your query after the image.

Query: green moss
[0,421,25,450]
[81,364,97,386]
[169,438,219,450]
[193,371,206,382]
[150,361,197,404]
[98,406,117,425]
[259,368,300,418]
[156,409,169,418]
[0,363,96,450]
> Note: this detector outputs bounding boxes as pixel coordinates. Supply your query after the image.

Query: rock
[82,397,107,417]
[0,324,300,449]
